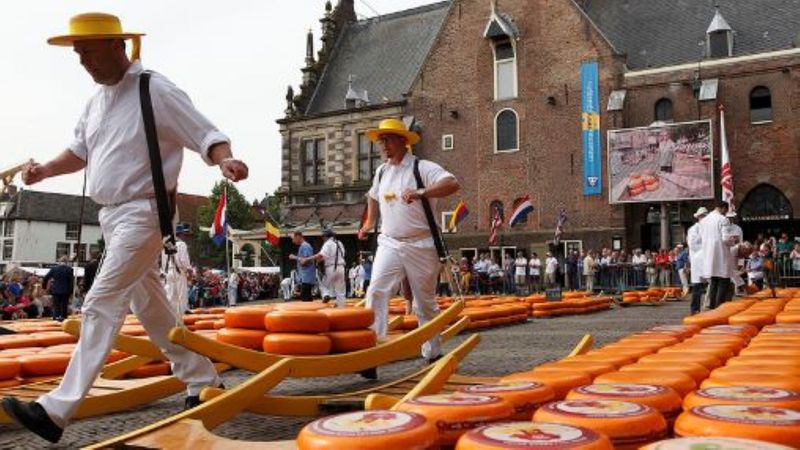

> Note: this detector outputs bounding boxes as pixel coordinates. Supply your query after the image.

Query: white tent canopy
[237,266,281,275]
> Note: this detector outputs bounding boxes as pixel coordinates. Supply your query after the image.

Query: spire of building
[305,28,315,67]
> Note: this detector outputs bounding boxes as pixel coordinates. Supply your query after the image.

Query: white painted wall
[8,220,102,264]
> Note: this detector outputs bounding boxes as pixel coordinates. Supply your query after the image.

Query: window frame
[442,211,456,233]
[494,108,519,153]
[749,86,773,125]
[55,242,70,261]
[65,223,80,241]
[2,220,14,238]
[356,132,382,182]
[492,39,518,101]
[301,138,326,186]
[2,239,12,261]
[442,134,454,151]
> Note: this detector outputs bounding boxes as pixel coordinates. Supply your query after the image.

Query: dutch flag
[508,195,534,227]
[210,191,228,247]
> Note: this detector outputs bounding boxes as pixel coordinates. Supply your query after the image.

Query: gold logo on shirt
[383,192,397,202]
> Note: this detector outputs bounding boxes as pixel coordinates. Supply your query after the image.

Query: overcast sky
[2,0,436,202]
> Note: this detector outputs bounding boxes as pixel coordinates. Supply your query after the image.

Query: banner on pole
[581,61,602,196]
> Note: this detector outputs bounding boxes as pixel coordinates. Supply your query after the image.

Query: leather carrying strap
[139,72,178,263]
[412,158,448,261]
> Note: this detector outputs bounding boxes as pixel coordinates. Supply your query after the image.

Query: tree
[197,181,254,268]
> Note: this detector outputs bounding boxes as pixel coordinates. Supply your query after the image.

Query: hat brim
[365,128,420,146]
[47,32,144,46]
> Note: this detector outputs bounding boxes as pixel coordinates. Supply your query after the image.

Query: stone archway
[739,184,795,239]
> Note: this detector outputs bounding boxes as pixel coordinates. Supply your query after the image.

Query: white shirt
[687,223,704,283]
[320,238,345,271]
[631,254,647,265]
[368,153,455,240]
[69,61,229,206]
[161,239,190,274]
[697,210,732,278]
[545,257,558,274]
[528,258,541,275]
[583,256,595,275]
[514,257,527,276]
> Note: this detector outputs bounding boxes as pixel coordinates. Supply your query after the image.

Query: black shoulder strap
[372,165,386,237]
[139,72,178,260]
[413,158,447,261]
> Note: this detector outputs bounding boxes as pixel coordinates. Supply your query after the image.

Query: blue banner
[581,61,602,196]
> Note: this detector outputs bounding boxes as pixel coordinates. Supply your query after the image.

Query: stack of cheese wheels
[593,370,697,397]
[641,437,795,450]
[126,361,171,378]
[263,307,332,356]
[217,306,272,350]
[454,422,613,450]
[500,370,592,400]
[457,381,555,420]
[675,405,800,446]
[320,308,377,353]
[296,410,438,450]
[700,373,800,391]
[395,393,514,445]
[683,300,754,328]
[684,386,800,411]
[638,351,723,371]
[566,384,683,424]
[0,358,21,388]
[532,400,667,449]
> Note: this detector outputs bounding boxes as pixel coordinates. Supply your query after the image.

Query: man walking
[313,227,346,307]
[699,202,732,309]
[358,118,459,363]
[3,13,248,443]
[162,224,191,313]
[43,256,74,322]
[289,231,316,301]
[687,207,707,314]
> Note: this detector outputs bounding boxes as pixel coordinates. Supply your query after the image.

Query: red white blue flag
[508,195,533,227]
[719,105,735,213]
[210,191,228,247]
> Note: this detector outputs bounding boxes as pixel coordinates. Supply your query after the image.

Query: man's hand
[357,226,371,241]
[401,189,422,204]
[22,160,50,185]
[220,159,249,182]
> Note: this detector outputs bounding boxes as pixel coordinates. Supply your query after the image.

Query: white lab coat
[687,223,704,284]
[697,210,732,279]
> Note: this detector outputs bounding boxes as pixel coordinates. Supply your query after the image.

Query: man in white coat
[3,13,248,443]
[162,224,191,314]
[687,207,707,314]
[698,202,732,310]
[357,118,460,365]
[723,212,744,301]
[314,227,347,307]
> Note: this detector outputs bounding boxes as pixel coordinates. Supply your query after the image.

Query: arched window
[495,109,518,153]
[489,200,504,225]
[739,184,792,221]
[493,40,517,100]
[750,86,772,123]
[654,98,673,122]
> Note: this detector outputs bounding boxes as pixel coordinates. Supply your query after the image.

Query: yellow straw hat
[365,118,420,146]
[48,13,145,60]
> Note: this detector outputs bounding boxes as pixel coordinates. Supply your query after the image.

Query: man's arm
[357,197,380,240]
[402,176,460,203]
[22,151,86,185]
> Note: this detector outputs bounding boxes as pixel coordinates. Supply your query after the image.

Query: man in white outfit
[357,118,460,364]
[162,224,191,314]
[227,271,239,306]
[313,227,347,307]
[2,13,248,443]
[723,212,744,301]
[687,207,707,314]
[280,271,294,301]
[698,202,732,310]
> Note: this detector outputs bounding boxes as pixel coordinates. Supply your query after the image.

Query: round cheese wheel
[223,307,269,330]
[618,334,680,346]
[0,348,41,358]
[21,375,59,384]
[591,347,656,360]
[683,313,730,328]
[319,308,374,331]
[216,327,268,350]
[533,400,667,449]
[457,381,555,420]
[296,410,437,450]
[395,394,515,445]
[40,343,77,354]
[454,422,613,450]
[262,333,331,356]
[120,324,147,336]
[500,371,592,400]
[264,310,330,333]
[193,320,216,330]
[0,358,21,380]
[0,335,41,350]
[566,353,637,368]
[567,384,682,422]
[274,301,329,312]
[325,329,377,353]
[533,361,617,378]
[0,379,21,389]
[684,386,800,411]
[700,374,800,391]
[700,324,759,338]
[710,365,799,379]
[641,437,795,449]
[650,325,701,339]
[729,314,775,328]
[126,361,171,378]
[739,347,800,358]
[675,405,800,446]
[593,371,697,397]
[725,355,800,369]
[18,353,71,376]
[30,332,78,347]
[619,362,709,384]
[656,345,736,361]
[638,352,722,370]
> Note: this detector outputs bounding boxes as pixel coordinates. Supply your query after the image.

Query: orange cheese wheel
[500,371,592,400]
[213,319,226,329]
[457,381,555,420]
[223,307,269,330]
[193,320,216,330]
[700,324,759,338]
[725,355,800,369]
[18,353,71,376]
[656,345,736,361]
[120,324,147,336]
[641,437,795,449]
[264,310,330,333]
[274,301,328,312]
[296,410,438,450]
[126,361,171,378]
[216,327,268,350]
[567,384,682,422]
[0,358,21,380]
[683,313,730,328]
[638,352,722,370]
[30,332,78,347]
[262,333,331,356]
[20,375,58,384]
[620,362,710,384]
[566,353,637,368]
[618,335,681,346]
[325,330,377,353]
[0,335,40,350]
[0,348,41,358]
[681,337,748,352]
[594,371,696,397]
[739,347,800,358]
[533,361,617,378]
[395,394,514,445]
[454,422,613,450]
[684,386,800,411]
[603,341,665,351]
[591,347,656,359]
[700,374,800,391]
[532,400,667,449]
[106,349,129,363]
[0,379,21,389]
[710,365,799,378]
[729,314,775,328]
[675,405,800,446]
[40,343,77,354]
[650,325,701,339]
[319,308,374,331]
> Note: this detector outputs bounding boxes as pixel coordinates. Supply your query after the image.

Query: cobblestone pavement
[0,300,689,449]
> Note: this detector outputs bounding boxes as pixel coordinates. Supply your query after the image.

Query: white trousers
[322,267,346,308]
[366,235,442,359]
[37,199,219,427]
[280,278,293,301]
[164,270,189,314]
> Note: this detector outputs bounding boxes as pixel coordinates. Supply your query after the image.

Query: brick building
[279,0,799,264]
